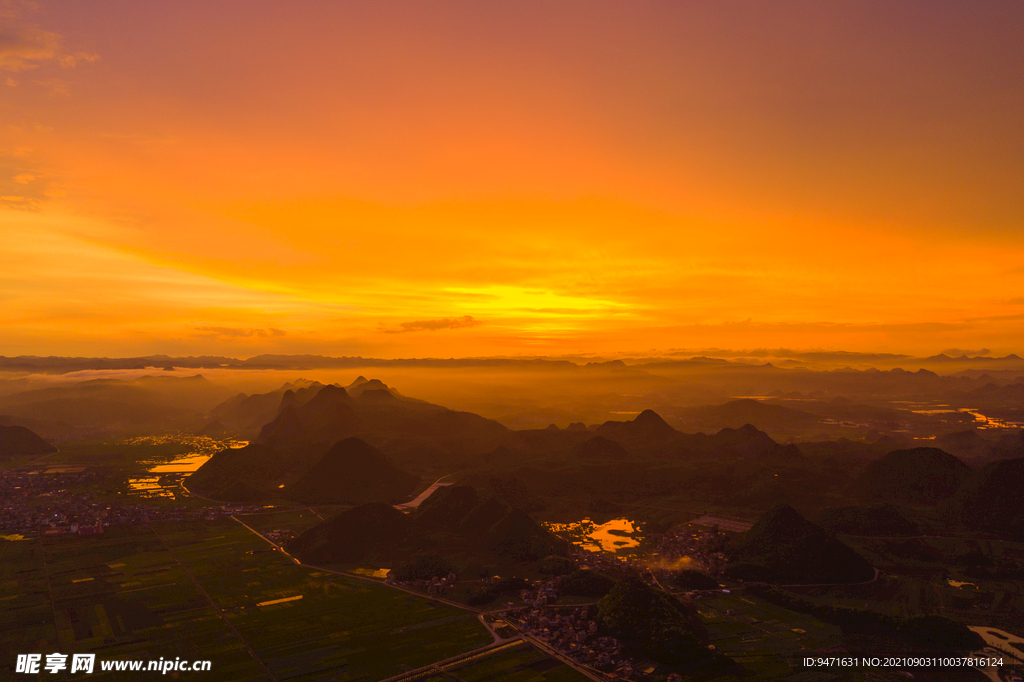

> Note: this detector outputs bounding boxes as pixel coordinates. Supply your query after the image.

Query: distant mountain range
[0,374,233,438]
[3,351,1022,374]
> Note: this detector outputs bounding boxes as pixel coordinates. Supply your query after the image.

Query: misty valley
[2,355,1023,681]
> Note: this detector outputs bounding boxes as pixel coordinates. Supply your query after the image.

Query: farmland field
[1,518,494,680]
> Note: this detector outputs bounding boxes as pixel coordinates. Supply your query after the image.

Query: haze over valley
[2,352,1023,680]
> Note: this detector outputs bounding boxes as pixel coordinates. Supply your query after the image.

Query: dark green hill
[186,443,291,495]
[596,577,714,666]
[559,569,615,597]
[457,496,513,536]
[673,570,720,591]
[286,502,411,564]
[945,457,1024,539]
[414,485,566,560]
[725,505,875,584]
[211,480,265,504]
[486,476,547,511]
[286,484,566,567]
[484,507,565,560]
[0,424,56,458]
[285,437,418,504]
[815,504,919,537]
[854,447,971,504]
[390,554,455,582]
[414,485,482,530]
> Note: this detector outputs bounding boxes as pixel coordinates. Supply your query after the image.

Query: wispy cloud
[0,4,99,73]
[383,315,481,334]
[1,152,50,210]
[194,326,286,338]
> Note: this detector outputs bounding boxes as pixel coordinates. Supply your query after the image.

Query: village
[0,469,267,537]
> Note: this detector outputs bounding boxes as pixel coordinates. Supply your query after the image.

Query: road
[395,473,459,509]
[377,639,526,682]
[150,525,279,682]
[227,515,612,681]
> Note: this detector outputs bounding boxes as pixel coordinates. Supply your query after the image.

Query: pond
[124,434,249,498]
[544,517,645,554]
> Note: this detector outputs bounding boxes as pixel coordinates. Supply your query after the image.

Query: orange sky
[2,1,1023,358]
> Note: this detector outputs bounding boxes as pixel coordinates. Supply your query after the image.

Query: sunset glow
[2,1,1022,358]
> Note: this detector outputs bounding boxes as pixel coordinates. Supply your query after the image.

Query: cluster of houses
[262,528,297,545]
[644,525,728,575]
[507,604,639,676]
[385,571,459,596]
[1,470,268,536]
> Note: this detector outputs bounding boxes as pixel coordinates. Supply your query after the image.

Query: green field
[1,518,494,680]
[234,508,331,537]
[422,641,591,682]
[693,592,852,680]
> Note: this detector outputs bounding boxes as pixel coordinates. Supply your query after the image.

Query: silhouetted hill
[286,484,566,567]
[559,569,615,597]
[345,377,410,400]
[934,429,992,462]
[710,424,802,460]
[725,505,875,584]
[212,480,265,504]
[815,504,919,537]
[596,409,677,445]
[0,375,232,437]
[596,577,715,667]
[187,443,291,496]
[285,437,418,504]
[208,380,324,436]
[673,570,720,591]
[359,389,399,404]
[945,457,1024,539]
[414,485,482,531]
[854,447,971,504]
[286,502,411,564]
[458,496,515,537]
[0,424,57,458]
[668,424,805,463]
[486,476,547,511]
[194,419,227,438]
[677,399,820,433]
[415,485,565,560]
[256,383,509,456]
[484,507,565,560]
[570,436,630,460]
